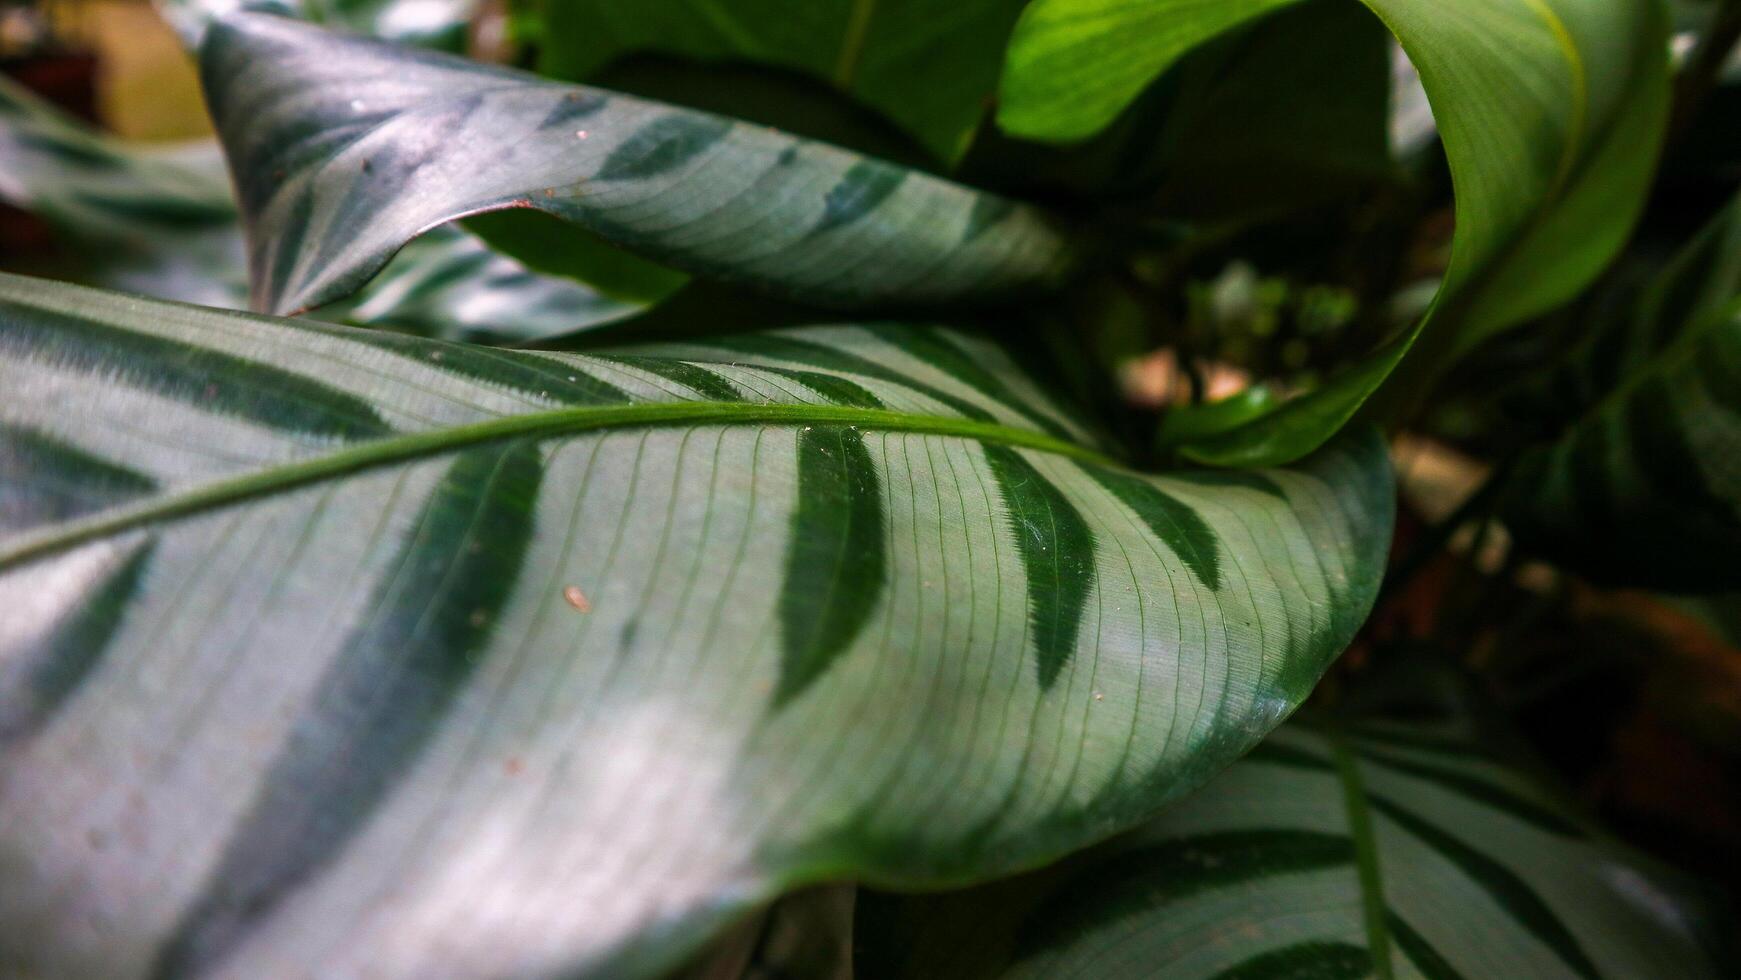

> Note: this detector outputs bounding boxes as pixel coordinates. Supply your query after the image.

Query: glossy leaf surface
[1001,0,1669,466]
[860,721,1725,978]
[200,14,1080,319]
[0,274,1390,978]
[0,76,644,344]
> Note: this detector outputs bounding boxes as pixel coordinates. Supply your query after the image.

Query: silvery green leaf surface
[199,14,1081,319]
[0,273,1390,978]
[0,76,643,344]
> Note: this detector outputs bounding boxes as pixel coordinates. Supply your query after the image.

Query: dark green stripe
[0,302,389,440]
[1359,750,1581,837]
[596,114,731,181]
[762,367,885,410]
[963,196,1014,243]
[708,334,998,423]
[811,161,906,237]
[1178,468,1287,500]
[1085,464,1221,592]
[775,426,884,706]
[1368,796,1599,980]
[264,190,314,311]
[874,326,1076,440]
[151,441,544,978]
[537,90,608,130]
[1387,911,1466,980]
[0,542,152,740]
[0,424,157,532]
[1016,831,1355,960]
[1210,942,1373,980]
[309,325,630,405]
[592,355,743,403]
[984,446,1093,689]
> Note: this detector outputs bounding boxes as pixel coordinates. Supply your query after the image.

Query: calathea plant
[0,0,1734,977]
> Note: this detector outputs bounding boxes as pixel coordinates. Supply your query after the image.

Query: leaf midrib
[0,400,1120,572]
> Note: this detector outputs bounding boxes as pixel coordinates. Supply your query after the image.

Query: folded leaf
[200,14,1081,319]
[0,273,1389,978]
[0,76,645,344]
[537,0,1029,164]
[860,721,1726,978]
[1001,0,1668,466]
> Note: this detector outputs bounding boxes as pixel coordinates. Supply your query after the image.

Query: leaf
[0,75,245,310]
[159,0,479,51]
[0,76,647,344]
[1503,199,1741,591]
[199,13,1081,319]
[535,0,1030,164]
[857,720,1728,978]
[1001,0,1669,466]
[0,273,1391,977]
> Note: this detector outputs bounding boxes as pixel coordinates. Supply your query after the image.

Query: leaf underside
[0,274,1391,978]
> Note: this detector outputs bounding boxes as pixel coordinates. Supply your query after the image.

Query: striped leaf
[999,0,1669,466]
[535,0,1029,164]
[0,273,1391,978]
[159,0,478,51]
[0,76,644,344]
[1499,195,1741,591]
[198,13,1080,319]
[859,721,1726,978]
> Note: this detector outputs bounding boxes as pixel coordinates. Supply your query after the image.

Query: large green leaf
[535,0,1028,164]
[0,76,646,344]
[0,273,1391,977]
[1503,205,1741,591]
[1000,0,1669,466]
[199,14,1080,319]
[857,720,1727,977]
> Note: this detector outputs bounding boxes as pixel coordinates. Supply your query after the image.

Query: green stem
[0,401,1119,572]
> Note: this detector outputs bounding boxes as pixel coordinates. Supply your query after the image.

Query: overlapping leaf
[858,721,1726,978]
[159,0,478,51]
[0,272,1390,978]
[536,0,1029,164]
[0,76,643,343]
[199,14,1080,319]
[1505,197,1741,591]
[1000,0,1669,466]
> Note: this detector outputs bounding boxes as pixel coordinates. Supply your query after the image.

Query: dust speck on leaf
[563,585,592,612]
